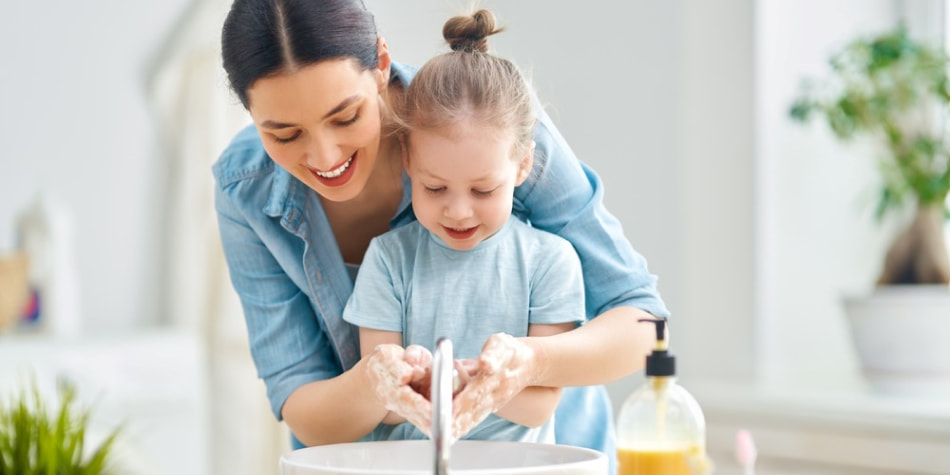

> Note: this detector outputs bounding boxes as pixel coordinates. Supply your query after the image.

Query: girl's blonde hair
[394,9,535,160]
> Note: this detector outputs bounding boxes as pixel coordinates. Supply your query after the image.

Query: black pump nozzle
[638,318,675,377]
[638,317,666,346]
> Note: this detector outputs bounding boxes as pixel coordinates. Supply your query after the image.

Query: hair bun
[442,9,503,53]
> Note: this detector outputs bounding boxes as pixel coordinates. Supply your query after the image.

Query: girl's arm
[359,327,414,426]
[453,309,659,437]
[492,322,574,428]
[453,235,589,436]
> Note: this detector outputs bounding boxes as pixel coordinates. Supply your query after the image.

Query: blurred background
[1,0,949,474]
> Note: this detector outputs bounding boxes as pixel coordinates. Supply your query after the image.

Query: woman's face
[246,59,388,202]
[404,123,532,251]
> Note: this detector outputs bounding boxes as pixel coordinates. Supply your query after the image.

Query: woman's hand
[450,333,541,438]
[364,343,434,434]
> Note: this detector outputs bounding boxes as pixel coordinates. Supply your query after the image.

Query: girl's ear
[375,37,392,93]
[515,141,536,186]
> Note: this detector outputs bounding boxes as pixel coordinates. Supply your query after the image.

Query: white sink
[280,440,607,475]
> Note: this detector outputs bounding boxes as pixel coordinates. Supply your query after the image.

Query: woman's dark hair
[222,0,378,108]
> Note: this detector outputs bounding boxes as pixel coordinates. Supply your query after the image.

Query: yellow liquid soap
[616,319,712,475]
[617,448,690,475]
[617,445,709,475]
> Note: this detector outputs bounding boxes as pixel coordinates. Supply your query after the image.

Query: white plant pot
[844,285,950,395]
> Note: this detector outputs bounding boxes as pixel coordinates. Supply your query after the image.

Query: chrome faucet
[432,338,454,475]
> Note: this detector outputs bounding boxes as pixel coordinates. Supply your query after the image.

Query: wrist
[522,336,550,386]
[354,357,384,408]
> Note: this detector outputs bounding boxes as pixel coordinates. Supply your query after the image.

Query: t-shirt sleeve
[342,238,404,333]
[528,237,586,326]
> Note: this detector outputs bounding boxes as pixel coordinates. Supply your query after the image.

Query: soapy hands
[364,343,435,434]
[365,333,539,439]
[451,333,539,438]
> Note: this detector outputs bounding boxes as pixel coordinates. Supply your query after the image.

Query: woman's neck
[319,132,403,264]
[356,133,403,209]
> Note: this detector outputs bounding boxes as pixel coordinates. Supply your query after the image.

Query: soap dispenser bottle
[616,318,712,475]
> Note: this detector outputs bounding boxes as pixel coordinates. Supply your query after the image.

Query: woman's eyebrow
[321,94,361,120]
[260,120,295,130]
[260,95,362,129]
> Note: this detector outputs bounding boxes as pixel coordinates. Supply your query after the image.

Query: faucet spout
[432,338,454,475]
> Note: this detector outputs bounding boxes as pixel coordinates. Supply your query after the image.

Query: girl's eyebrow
[260,95,361,129]
[418,167,496,183]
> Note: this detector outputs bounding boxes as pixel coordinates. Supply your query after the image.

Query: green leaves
[0,380,121,474]
[789,24,950,220]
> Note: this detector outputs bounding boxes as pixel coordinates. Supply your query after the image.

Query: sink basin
[280,440,607,475]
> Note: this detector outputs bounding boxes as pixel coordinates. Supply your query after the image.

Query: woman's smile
[309,152,358,187]
[246,59,389,202]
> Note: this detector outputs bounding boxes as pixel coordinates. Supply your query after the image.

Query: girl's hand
[364,343,434,435]
[450,333,540,438]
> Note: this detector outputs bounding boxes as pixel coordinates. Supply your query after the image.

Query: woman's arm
[516,107,669,322]
[526,306,659,386]
[451,310,659,437]
[452,100,671,431]
[512,100,671,384]
[492,322,573,428]
[215,176,387,446]
[282,361,389,445]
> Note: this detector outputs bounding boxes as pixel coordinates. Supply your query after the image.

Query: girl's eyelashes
[422,186,496,196]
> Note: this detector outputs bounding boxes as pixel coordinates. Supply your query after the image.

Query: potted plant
[789,24,950,392]
[0,381,122,473]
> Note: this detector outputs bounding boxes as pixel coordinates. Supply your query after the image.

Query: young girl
[342,9,585,443]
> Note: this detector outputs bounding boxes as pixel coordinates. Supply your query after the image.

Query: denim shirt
[212,62,669,470]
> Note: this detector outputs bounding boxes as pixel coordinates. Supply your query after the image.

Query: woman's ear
[515,141,536,186]
[375,37,392,92]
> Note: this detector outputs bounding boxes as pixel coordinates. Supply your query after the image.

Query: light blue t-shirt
[343,217,585,443]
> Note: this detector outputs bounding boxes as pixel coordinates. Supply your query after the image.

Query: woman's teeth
[315,155,353,178]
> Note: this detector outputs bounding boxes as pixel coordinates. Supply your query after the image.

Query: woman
[214,0,669,469]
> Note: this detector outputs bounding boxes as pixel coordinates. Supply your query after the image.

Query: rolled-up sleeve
[214,180,341,420]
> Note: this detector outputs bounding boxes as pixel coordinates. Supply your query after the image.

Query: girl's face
[246,57,389,202]
[404,123,532,251]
